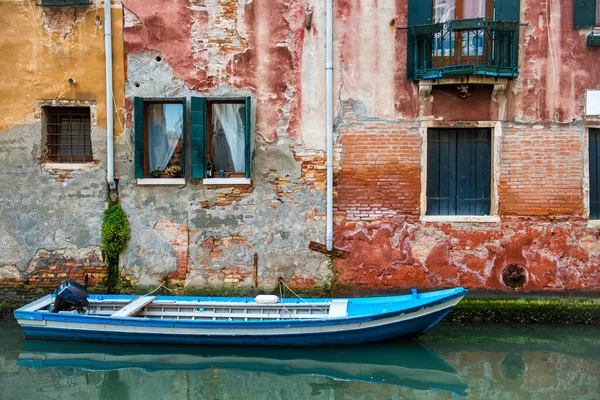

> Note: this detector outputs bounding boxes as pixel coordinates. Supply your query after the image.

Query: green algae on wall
[448,297,600,325]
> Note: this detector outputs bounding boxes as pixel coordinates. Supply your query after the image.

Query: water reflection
[3,320,600,399]
[17,339,467,398]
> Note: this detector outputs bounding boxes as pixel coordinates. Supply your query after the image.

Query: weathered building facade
[1,0,600,298]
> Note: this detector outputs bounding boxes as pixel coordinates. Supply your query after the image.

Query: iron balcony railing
[409,18,520,80]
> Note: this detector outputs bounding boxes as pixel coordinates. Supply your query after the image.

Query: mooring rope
[279,279,329,314]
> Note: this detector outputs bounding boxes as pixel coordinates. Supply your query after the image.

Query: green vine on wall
[101,204,130,293]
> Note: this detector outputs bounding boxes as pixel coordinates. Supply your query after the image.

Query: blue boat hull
[16,288,466,346]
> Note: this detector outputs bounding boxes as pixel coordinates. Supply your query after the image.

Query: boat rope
[279,279,329,314]
[121,281,171,307]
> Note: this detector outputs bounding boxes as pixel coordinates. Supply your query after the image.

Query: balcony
[408,19,520,81]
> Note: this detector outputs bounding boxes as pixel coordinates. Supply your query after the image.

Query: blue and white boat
[15,284,466,346]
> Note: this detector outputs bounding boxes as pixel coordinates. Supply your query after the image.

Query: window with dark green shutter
[589,129,600,219]
[133,98,185,179]
[573,0,598,28]
[206,99,249,178]
[134,97,253,182]
[427,128,491,216]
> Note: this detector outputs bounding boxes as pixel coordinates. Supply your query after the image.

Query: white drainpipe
[105,0,116,190]
[326,0,333,251]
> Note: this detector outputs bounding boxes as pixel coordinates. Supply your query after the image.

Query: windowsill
[587,220,600,228]
[202,178,251,185]
[42,162,96,170]
[421,215,500,223]
[136,178,186,186]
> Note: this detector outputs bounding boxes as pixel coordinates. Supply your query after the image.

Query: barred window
[45,107,92,163]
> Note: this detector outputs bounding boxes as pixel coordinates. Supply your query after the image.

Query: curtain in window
[463,0,485,19]
[434,0,485,21]
[212,104,245,173]
[434,0,455,22]
[148,103,184,172]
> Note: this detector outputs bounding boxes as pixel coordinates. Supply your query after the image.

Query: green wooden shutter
[133,97,145,179]
[190,97,207,179]
[244,97,252,179]
[590,129,600,219]
[407,0,434,80]
[574,0,596,28]
[494,0,521,22]
[427,129,491,216]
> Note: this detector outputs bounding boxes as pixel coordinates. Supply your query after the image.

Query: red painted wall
[119,0,600,294]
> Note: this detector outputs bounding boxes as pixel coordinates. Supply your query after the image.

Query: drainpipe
[326,0,333,251]
[105,0,116,190]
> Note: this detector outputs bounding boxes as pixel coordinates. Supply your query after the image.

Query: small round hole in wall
[156,56,162,62]
[501,264,527,289]
[134,82,140,88]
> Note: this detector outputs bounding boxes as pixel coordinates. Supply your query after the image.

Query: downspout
[326,0,333,251]
[105,0,116,190]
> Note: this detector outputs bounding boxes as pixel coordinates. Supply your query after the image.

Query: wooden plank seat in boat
[111,296,156,317]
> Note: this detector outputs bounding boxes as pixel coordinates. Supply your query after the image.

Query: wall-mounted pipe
[105,0,116,190]
[326,0,333,251]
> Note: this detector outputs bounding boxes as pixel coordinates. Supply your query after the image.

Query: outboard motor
[52,275,89,313]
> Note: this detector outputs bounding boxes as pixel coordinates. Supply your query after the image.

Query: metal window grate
[45,107,92,163]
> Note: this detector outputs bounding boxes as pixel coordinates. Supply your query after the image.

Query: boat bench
[111,296,156,317]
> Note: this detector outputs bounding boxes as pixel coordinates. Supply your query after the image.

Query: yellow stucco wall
[0,1,125,132]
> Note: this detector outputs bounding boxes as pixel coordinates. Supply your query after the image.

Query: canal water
[1,319,599,399]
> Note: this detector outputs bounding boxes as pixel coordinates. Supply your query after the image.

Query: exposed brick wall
[153,220,189,282]
[335,102,421,222]
[500,125,584,217]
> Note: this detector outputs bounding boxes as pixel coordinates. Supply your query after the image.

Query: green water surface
[1,320,598,399]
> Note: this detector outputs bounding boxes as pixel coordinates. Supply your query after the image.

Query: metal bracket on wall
[309,241,350,259]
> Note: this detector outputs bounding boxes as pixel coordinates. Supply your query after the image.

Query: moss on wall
[448,297,600,325]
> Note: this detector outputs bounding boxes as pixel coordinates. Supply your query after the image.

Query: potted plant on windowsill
[164,165,182,178]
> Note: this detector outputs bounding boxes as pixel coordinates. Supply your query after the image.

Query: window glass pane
[462,0,485,19]
[434,0,455,22]
[211,103,246,173]
[147,103,184,175]
[597,0,600,25]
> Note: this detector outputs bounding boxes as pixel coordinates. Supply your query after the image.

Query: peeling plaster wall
[3,0,600,296]
[116,0,333,293]
[0,1,125,298]
[330,0,600,295]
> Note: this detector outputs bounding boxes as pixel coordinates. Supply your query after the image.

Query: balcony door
[433,0,492,67]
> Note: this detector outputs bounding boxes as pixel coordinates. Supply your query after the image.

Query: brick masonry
[500,125,584,217]
[331,102,600,295]
[335,102,421,222]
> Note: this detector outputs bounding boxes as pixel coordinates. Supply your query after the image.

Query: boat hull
[16,291,465,346]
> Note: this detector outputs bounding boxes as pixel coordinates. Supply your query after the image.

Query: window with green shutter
[133,98,185,180]
[134,97,252,182]
[199,98,252,180]
[589,129,600,219]
[427,128,491,216]
[573,0,598,28]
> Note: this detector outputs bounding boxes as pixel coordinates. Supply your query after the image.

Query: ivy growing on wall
[101,204,130,293]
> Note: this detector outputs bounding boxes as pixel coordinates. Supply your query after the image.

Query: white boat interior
[21,295,349,321]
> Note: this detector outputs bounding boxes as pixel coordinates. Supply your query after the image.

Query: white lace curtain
[434,0,485,22]
[212,104,245,173]
[148,103,184,172]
